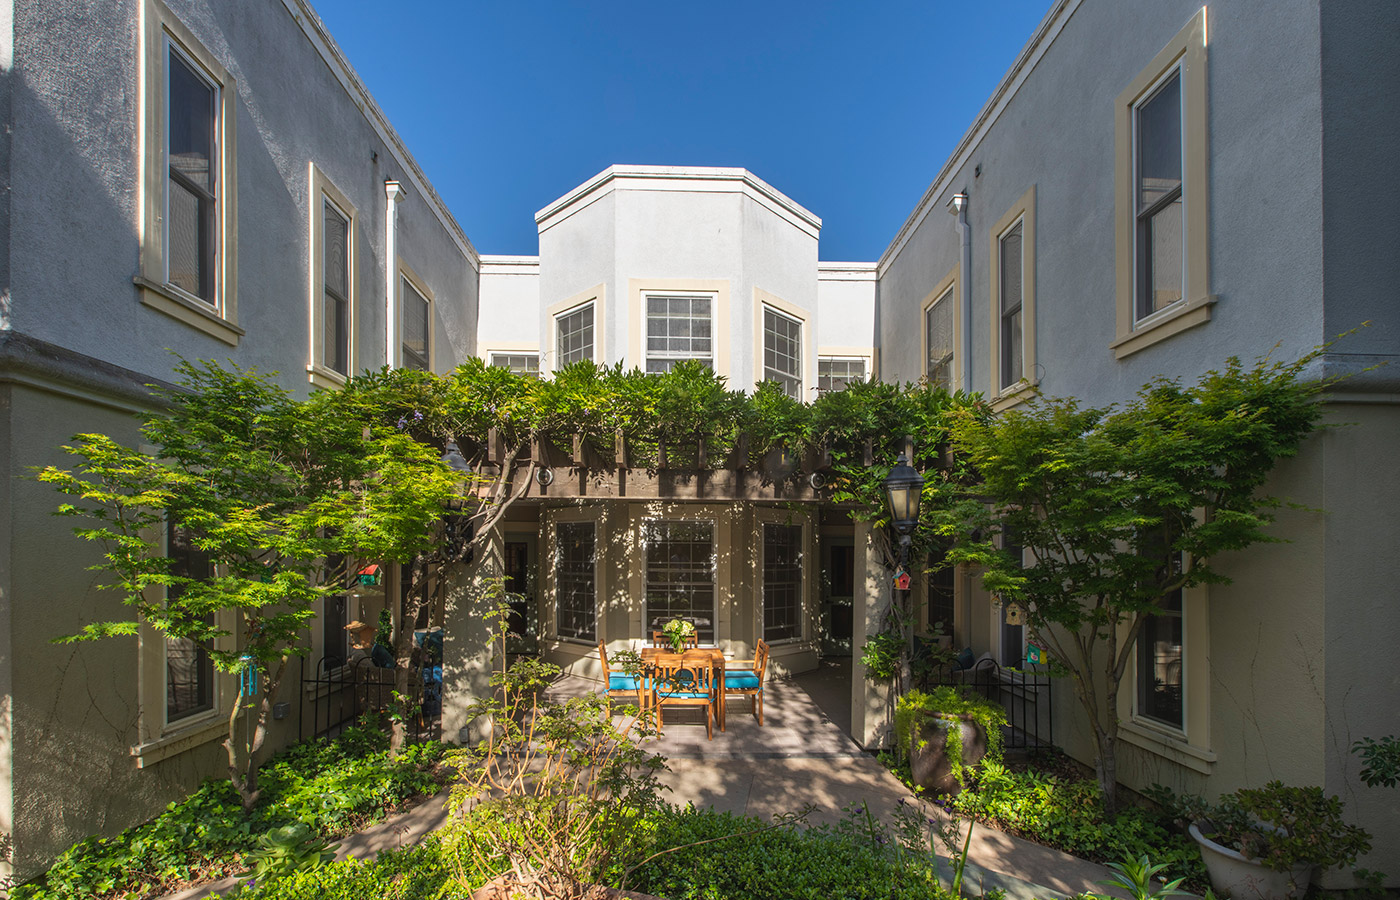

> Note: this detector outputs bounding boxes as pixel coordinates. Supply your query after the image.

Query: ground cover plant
[10,725,444,900]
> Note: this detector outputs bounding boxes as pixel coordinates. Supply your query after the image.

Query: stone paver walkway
[162,666,1131,900]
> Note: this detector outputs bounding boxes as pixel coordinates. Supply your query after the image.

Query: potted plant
[895,686,1006,795]
[1188,781,1371,900]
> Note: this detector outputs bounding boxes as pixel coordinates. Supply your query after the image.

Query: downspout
[384,180,403,367]
[947,192,971,393]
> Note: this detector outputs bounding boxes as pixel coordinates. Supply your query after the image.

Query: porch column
[442,529,503,744]
[850,517,892,749]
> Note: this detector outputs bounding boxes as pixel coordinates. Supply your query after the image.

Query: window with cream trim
[556,304,594,367]
[401,275,431,372]
[763,307,803,399]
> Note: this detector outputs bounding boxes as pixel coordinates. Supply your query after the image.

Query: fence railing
[922,656,1053,751]
[298,655,441,742]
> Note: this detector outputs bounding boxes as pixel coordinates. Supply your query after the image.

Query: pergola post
[851,516,893,749]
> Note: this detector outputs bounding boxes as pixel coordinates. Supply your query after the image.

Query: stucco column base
[851,517,893,749]
[441,535,503,745]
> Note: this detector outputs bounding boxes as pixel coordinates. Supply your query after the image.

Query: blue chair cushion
[658,691,711,699]
[726,671,762,690]
[608,674,641,692]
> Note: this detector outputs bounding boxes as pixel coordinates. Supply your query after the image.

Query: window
[763,307,802,399]
[1135,72,1183,320]
[817,358,866,394]
[555,521,596,641]
[762,523,803,642]
[644,521,715,644]
[138,5,240,344]
[401,276,431,371]
[999,532,1024,668]
[322,552,349,667]
[491,353,540,378]
[646,294,713,373]
[989,186,1036,407]
[165,522,214,723]
[556,304,594,367]
[322,200,351,376]
[999,222,1024,389]
[167,48,217,304]
[927,545,955,637]
[925,289,954,390]
[1112,9,1210,359]
[1138,581,1184,730]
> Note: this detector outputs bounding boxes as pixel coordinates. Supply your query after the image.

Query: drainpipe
[384,180,403,367]
[947,192,971,393]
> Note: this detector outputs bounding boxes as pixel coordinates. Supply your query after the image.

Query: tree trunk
[390,556,431,756]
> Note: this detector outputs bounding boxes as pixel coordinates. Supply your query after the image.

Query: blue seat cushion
[608,674,641,692]
[659,691,711,699]
[726,672,762,690]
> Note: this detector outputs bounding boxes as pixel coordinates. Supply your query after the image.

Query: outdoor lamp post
[883,451,924,565]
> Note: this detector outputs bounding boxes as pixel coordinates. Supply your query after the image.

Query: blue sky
[316,1,1051,261]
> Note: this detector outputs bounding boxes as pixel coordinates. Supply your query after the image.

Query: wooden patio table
[640,647,726,732]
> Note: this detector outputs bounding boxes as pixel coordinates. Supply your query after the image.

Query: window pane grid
[1000,223,1024,388]
[817,358,865,394]
[167,48,217,303]
[1138,547,1184,729]
[763,308,802,399]
[491,353,540,378]
[925,291,954,390]
[323,201,350,374]
[557,305,594,367]
[1135,70,1185,321]
[402,278,430,371]
[645,521,715,644]
[556,522,596,641]
[763,524,802,642]
[646,295,713,372]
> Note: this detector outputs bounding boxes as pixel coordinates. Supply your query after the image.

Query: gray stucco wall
[8,0,477,392]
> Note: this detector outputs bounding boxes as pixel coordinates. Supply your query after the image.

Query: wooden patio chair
[722,638,770,726]
[652,650,717,740]
[650,629,700,650]
[598,641,645,709]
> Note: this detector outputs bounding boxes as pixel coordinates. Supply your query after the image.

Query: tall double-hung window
[165,522,214,723]
[763,307,803,399]
[925,289,954,390]
[646,295,713,373]
[321,201,351,376]
[762,523,802,642]
[556,304,594,367]
[644,521,716,644]
[401,276,431,371]
[1113,9,1210,359]
[555,522,596,641]
[999,222,1024,390]
[1135,72,1183,320]
[167,49,218,304]
[989,185,1036,406]
[1137,539,1185,730]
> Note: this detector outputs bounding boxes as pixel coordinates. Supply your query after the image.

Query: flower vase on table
[662,618,695,653]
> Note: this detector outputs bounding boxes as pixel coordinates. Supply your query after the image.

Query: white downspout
[384,180,403,367]
[947,192,972,393]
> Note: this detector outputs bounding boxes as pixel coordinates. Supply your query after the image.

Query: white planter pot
[1189,823,1314,900]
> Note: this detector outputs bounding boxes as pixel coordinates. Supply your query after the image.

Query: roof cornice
[535,165,823,239]
[281,0,480,269]
[818,262,879,282]
[480,255,541,274]
[877,0,1082,275]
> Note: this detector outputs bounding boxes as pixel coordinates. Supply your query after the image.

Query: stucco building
[2,0,1397,884]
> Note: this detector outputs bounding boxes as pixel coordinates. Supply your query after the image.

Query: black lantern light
[883,452,924,564]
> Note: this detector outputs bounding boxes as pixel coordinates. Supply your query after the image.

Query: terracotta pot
[908,713,987,795]
[1189,822,1314,900]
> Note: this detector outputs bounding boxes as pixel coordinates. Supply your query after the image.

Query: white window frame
[489,351,541,378]
[762,305,804,399]
[307,165,357,389]
[816,356,867,394]
[398,262,434,372]
[136,0,241,345]
[1112,8,1212,360]
[643,291,717,373]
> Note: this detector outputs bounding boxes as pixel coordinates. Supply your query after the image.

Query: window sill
[990,378,1038,412]
[135,276,243,346]
[1120,719,1216,774]
[1111,295,1217,360]
[131,715,227,769]
[307,364,349,390]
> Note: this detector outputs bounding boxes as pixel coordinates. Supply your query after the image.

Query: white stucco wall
[478,256,541,357]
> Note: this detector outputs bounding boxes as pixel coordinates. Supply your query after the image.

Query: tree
[948,352,1327,815]
[39,360,461,805]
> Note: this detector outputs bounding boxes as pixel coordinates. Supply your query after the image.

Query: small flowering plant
[662,617,696,652]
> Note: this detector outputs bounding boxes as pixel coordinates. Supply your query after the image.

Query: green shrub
[228,840,472,900]
[952,760,1204,887]
[12,727,444,900]
[620,807,947,900]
